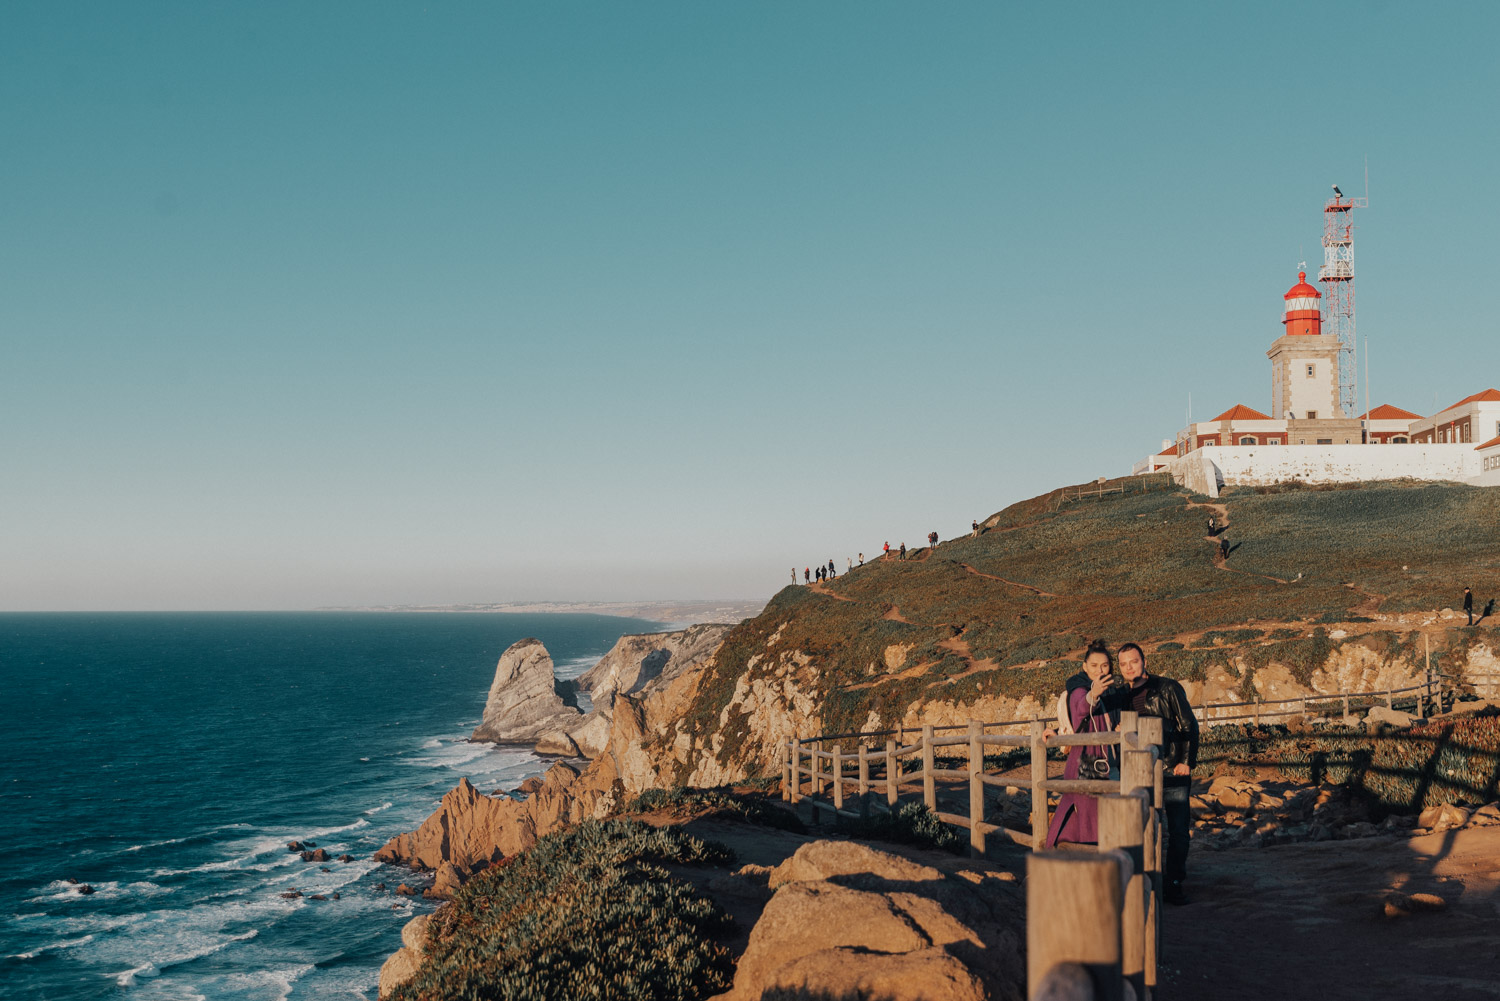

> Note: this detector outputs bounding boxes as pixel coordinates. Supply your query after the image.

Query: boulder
[769,840,942,889]
[77,884,95,895]
[470,639,583,744]
[308,848,330,862]
[1417,803,1470,831]
[1366,705,1416,730]
[378,946,419,999]
[395,884,417,897]
[337,854,354,863]
[287,841,304,853]
[378,911,432,998]
[716,840,1024,1001]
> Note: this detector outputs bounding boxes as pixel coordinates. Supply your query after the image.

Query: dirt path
[1162,826,1500,999]
[960,563,1062,598]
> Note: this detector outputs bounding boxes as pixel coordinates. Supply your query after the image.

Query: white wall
[1167,444,1479,498]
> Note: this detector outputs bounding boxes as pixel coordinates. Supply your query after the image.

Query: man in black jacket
[1118,642,1199,904]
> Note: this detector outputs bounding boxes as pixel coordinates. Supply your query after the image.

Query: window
[1463,425,1471,442]
[1306,364,1315,377]
[1495,421,1499,438]
[1238,436,1257,445]
[1306,410,1318,420]
[1267,439,1281,445]
[1317,438,1333,444]
[1393,436,1408,443]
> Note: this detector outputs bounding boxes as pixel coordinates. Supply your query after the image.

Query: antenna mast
[1320,182,1368,417]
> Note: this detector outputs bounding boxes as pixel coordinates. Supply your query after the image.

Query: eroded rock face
[375,694,674,875]
[713,839,1025,1001]
[579,624,734,711]
[471,639,582,744]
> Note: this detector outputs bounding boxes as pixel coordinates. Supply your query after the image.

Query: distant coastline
[310,599,765,626]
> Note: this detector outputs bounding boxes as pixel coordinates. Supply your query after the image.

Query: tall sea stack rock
[470,639,582,744]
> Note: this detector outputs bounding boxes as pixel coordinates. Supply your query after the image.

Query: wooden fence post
[1026,852,1126,1001]
[1385,688,1393,710]
[831,744,843,813]
[1099,794,1148,1000]
[858,744,871,819]
[1343,693,1350,719]
[788,741,800,804]
[922,724,936,812]
[885,738,898,807]
[1136,716,1164,750]
[968,720,985,858]
[1031,720,1049,850]
[1122,749,1154,798]
[786,741,798,804]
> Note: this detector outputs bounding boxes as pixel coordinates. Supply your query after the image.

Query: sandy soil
[1162,825,1500,999]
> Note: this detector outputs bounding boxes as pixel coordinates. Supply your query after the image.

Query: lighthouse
[1268,271,1342,420]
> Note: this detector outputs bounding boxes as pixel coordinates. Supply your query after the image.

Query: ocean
[0,612,663,1000]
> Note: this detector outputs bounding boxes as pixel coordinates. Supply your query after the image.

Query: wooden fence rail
[777,667,1488,1000]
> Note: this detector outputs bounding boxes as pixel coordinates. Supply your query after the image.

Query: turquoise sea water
[0,612,661,1000]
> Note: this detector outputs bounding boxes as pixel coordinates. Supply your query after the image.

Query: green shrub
[625,786,805,832]
[834,801,968,854]
[392,820,736,1001]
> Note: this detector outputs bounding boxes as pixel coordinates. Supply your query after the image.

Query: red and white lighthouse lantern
[1283,271,1322,337]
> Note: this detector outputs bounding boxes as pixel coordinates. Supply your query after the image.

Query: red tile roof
[1442,388,1500,413]
[1210,404,1272,422]
[1475,435,1500,451]
[1158,445,1178,455]
[1358,404,1423,421]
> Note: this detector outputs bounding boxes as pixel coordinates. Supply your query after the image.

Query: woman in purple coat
[1045,640,1121,848]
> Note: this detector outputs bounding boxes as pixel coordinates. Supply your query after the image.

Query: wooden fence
[776,665,1494,1000]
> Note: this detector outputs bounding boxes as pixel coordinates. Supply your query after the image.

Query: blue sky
[3,2,1497,610]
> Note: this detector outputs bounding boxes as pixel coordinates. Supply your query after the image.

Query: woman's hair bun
[1084,638,1113,663]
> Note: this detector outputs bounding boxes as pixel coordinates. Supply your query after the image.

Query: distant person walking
[1206,516,1216,535]
[847,557,852,572]
[1218,537,1229,561]
[929,531,938,548]
[899,542,906,560]
[804,567,810,584]
[858,553,864,566]
[971,519,979,537]
[1117,643,1199,905]
[791,568,797,586]
[883,541,890,557]
[1464,587,1474,625]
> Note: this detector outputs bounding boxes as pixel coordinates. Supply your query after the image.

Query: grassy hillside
[680,476,1500,755]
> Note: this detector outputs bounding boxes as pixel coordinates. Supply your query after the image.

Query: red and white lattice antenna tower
[1319,180,1368,416]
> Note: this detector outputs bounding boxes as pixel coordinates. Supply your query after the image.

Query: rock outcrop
[579,623,735,710]
[376,692,671,882]
[713,840,1025,1001]
[470,639,582,744]
[378,913,430,999]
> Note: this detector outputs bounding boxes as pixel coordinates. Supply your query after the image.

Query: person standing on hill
[1045,640,1122,849]
[928,531,938,548]
[847,557,852,572]
[883,541,890,558]
[1464,587,1474,625]
[972,519,979,537]
[858,552,864,565]
[804,567,811,584]
[1218,537,1229,561]
[791,568,797,586]
[1117,642,1199,905]
[899,542,906,560]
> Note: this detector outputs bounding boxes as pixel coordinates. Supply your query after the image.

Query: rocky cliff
[579,622,736,709]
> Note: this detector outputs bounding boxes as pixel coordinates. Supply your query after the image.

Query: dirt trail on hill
[960,563,1061,597]
[1163,826,1500,999]
[1184,494,1295,585]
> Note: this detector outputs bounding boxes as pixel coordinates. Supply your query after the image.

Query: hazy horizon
[5,3,1498,611]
